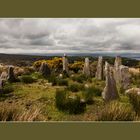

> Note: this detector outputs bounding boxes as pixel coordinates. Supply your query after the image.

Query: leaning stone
[7,66,16,82]
[39,62,51,77]
[83,57,90,77]
[96,56,103,80]
[102,62,119,101]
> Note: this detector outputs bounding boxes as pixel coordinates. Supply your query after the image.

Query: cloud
[0,18,140,54]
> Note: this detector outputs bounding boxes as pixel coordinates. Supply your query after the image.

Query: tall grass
[96,101,135,121]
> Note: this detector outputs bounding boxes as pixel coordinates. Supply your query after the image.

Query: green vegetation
[96,101,135,121]
[20,75,36,84]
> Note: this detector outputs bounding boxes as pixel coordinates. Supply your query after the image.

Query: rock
[0,79,4,94]
[125,88,140,95]
[102,62,119,101]
[83,57,90,77]
[0,71,8,80]
[62,53,69,73]
[114,56,122,85]
[7,66,17,82]
[39,62,51,77]
[119,65,130,90]
[96,56,103,80]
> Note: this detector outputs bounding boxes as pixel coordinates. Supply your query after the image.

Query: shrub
[20,75,36,84]
[57,79,68,86]
[55,89,86,114]
[31,72,43,79]
[69,61,84,73]
[3,83,14,94]
[71,74,87,83]
[68,82,84,92]
[47,75,57,86]
[82,87,94,104]
[128,91,140,115]
[96,101,135,121]
[55,89,67,110]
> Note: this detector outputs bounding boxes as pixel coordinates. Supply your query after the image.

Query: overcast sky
[0,18,140,54]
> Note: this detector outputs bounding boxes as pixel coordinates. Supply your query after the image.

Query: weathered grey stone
[119,65,130,90]
[83,57,90,77]
[62,53,69,73]
[102,62,119,101]
[125,88,140,95]
[0,71,8,80]
[7,66,16,82]
[39,62,51,77]
[96,56,103,80]
[114,56,122,84]
[0,79,4,94]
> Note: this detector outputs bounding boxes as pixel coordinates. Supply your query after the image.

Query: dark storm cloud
[0,18,140,54]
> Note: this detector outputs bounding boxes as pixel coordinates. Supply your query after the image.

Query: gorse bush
[55,89,86,114]
[20,75,36,84]
[128,91,140,115]
[68,82,84,92]
[96,101,135,121]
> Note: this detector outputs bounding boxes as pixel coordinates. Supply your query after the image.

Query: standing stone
[96,56,103,80]
[0,79,4,94]
[62,53,69,74]
[39,62,51,77]
[102,62,119,101]
[7,66,16,82]
[114,56,122,84]
[119,65,130,90]
[83,57,90,77]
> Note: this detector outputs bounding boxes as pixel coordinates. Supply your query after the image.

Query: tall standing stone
[96,56,103,80]
[114,56,122,84]
[62,53,69,74]
[83,57,90,77]
[7,66,16,82]
[102,62,119,101]
[39,62,51,77]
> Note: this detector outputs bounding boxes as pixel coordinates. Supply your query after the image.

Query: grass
[0,72,138,121]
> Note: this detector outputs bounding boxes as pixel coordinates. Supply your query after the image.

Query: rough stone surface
[0,71,8,80]
[0,79,4,94]
[102,62,119,101]
[7,66,16,82]
[114,56,122,84]
[83,57,90,77]
[119,65,130,90]
[39,62,51,77]
[96,56,103,80]
[62,54,69,73]
[125,88,140,95]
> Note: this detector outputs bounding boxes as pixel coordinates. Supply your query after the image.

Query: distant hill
[0,53,139,67]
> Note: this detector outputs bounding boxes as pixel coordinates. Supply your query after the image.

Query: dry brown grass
[0,102,44,121]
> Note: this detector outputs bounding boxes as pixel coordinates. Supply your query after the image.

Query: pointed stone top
[64,53,66,57]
